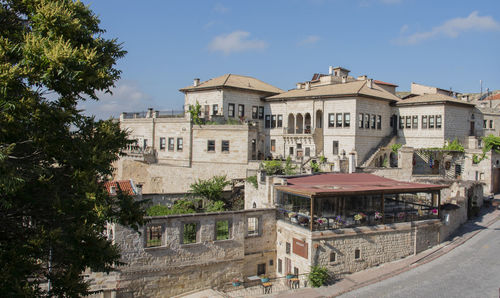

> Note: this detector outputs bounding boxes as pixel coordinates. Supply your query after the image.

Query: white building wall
[397,105,445,148]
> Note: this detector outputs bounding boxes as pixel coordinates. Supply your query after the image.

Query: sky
[79,0,500,119]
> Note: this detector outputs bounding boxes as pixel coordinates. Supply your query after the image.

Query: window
[286,242,291,254]
[412,116,418,129]
[293,267,299,276]
[354,249,360,259]
[332,141,339,155]
[146,225,162,247]
[484,120,487,128]
[344,113,351,127]
[207,140,215,152]
[258,107,264,119]
[177,138,183,151]
[183,223,197,244]
[336,113,343,127]
[271,115,277,128]
[247,217,259,236]
[297,143,302,149]
[330,252,336,262]
[305,147,310,156]
[422,116,428,129]
[289,147,294,155]
[489,119,493,129]
[238,104,245,117]
[429,115,435,128]
[437,115,442,129]
[269,259,273,266]
[215,220,230,240]
[278,258,283,274]
[228,103,235,117]
[159,137,166,150]
[277,115,283,127]
[359,113,364,128]
[271,139,276,152]
[328,113,335,127]
[265,115,271,128]
[257,263,266,276]
[399,116,404,129]
[364,114,370,129]
[212,104,218,116]
[221,140,230,152]
[168,137,174,151]
[252,106,258,119]
[376,115,381,130]
[405,116,411,129]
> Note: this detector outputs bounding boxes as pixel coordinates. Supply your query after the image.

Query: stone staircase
[360,135,398,168]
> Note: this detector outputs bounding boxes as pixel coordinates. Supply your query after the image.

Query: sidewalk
[259,204,500,298]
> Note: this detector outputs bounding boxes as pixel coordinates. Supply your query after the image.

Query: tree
[0,1,145,296]
[308,266,329,287]
[189,175,231,203]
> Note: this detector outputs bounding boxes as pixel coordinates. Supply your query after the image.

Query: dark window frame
[247,216,259,237]
[168,137,175,151]
[159,137,166,150]
[221,140,230,152]
[177,138,183,151]
[212,104,218,116]
[215,220,231,241]
[238,104,245,117]
[344,113,350,127]
[405,116,411,129]
[270,139,276,152]
[228,103,235,117]
[258,107,264,119]
[271,115,277,128]
[265,115,271,128]
[328,113,335,128]
[429,115,435,128]
[412,115,418,129]
[182,222,198,244]
[437,115,442,129]
[336,113,343,127]
[146,225,162,248]
[376,115,381,130]
[332,140,339,155]
[422,115,428,129]
[207,140,215,152]
[277,115,283,127]
[364,114,370,129]
[252,106,258,119]
[359,113,364,129]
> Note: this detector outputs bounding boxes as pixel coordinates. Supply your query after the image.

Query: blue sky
[79,0,500,119]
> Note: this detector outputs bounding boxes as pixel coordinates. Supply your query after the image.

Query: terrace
[275,173,447,231]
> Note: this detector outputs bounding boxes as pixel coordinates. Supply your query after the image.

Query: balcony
[123,145,157,163]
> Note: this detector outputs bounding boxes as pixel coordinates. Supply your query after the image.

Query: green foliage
[308,266,329,287]
[443,139,465,152]
[261,159,283,175]
[246,175,258,189]
[319,155,327,164]
[189,175,231,202]
[382,157,389,167]
[188,101,202,125]
[0,1,145,296]
[205,200,226,212]
[146,200,196,216]
[310,161,321,173]
[284,156,297,175]
[391,143,403,154]
[471,134,500,164]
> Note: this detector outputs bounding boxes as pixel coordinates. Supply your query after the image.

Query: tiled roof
[265,80,400,102]
[179,74,284,94]
[374,80,398,87]
[396,93,475,107]
[275,173,446,197]
[485,93,500,101]
[104,180,137,196]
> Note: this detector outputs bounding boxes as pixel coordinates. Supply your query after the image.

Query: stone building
[115,66,500,195]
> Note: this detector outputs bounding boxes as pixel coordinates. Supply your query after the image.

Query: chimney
[328,66,334,75]
[367,79,373,88]
[305,82,311,91]
[193,78,200,87]
[146,108,153,118]
[342,76,347,83]
[357,75,367,81]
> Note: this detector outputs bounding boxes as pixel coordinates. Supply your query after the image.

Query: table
[261,282,272,294]
[289,277,300,289]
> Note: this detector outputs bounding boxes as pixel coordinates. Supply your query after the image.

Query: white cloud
[208,31,267,55]
[398,11,500,45]
[380,0,401,4]
[400,24,409,34]
[78,80,157,120]
[213,3,229,13]
[298,35,320,46]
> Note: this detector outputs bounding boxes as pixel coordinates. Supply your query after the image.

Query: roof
[374,80,398,87]
[275,173,446,197]
[485,93,500,101]
[396,93,475,107]
[265,80,401,102]
[104,180,137,196]
[179,74,284,94]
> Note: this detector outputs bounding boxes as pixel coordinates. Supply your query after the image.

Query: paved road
[340,218,500,298]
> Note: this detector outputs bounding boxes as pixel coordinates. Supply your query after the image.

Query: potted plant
[260,275,270,282]
[232,278,241,287]
[374,211,383,221]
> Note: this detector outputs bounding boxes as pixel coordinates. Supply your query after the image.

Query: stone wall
[88,209,276,297]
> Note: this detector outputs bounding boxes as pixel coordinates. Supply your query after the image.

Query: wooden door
[285,257,291,275]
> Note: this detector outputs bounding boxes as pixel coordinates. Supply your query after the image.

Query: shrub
[147,200,196,216]
[261,160,283,175]
[246,175,258,189]
[205,200,226,212]
[308,266,329,287]
[310,161,320,173]
[391,143,402,154]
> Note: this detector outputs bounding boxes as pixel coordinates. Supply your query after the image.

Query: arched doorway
[287,114,295,134]
[316,110,323,128]
[305,113,312,133]
[296,113,303,134]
